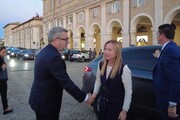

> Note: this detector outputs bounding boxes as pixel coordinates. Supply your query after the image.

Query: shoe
[3,108,13,115]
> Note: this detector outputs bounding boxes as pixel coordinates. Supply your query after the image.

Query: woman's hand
[118,109,127,120]
[1,64,6,69]
[89,93,97,105]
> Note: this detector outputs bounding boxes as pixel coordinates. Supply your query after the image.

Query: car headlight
[11,53,14,55]
[24,54,29,57]
[62,55,65,59]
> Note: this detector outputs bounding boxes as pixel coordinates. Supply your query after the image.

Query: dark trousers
[35,111,59,120]
[0,81,8,110]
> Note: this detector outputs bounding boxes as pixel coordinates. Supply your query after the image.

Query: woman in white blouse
[90,40,132,120]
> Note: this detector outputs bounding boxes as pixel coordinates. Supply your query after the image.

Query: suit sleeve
[48,56,86,103]
[162,48,180,103]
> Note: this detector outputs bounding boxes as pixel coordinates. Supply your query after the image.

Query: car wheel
[93,94,100,117]
[81,57,85,62]
[17,56,19,59]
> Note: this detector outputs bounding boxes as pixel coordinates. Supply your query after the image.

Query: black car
[9,48,21,58]
[82,46,163,120]
[6,47,20,55]
[17,49,35,60]
[61,49,70,60]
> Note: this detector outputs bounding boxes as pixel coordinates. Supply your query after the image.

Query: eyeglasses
[157,31,162,37]
[57,37,69,42]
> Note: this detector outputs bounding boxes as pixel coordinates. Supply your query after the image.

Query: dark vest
[99,62,125,104]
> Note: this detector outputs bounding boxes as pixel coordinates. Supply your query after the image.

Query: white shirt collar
[161,41,171,51]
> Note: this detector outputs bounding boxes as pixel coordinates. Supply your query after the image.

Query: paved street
[0,57,97,120]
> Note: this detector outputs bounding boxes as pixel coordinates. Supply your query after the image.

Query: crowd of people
[0,23,180,120]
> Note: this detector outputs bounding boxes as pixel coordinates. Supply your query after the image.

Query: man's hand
[168,106,179,118]
[153,49,160,58]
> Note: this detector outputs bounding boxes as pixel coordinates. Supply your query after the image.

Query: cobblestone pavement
[0,61,97,120]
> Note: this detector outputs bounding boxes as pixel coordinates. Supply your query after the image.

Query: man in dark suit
[29,27,92,120]
[153,24,180,120]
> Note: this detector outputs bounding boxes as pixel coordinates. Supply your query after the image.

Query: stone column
[85,9,90,49]
[63,16,66,28]
[73,13,77,49]
[105,32,112,44]
[87,34,95,49]
[151,27,157,45]
[130,29,136,46]
[122,0,130,47]
[73,35,81,50]
[101,3,106,49]
[154,0,163,45]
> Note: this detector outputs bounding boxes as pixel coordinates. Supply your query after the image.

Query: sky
[0,0,43,38]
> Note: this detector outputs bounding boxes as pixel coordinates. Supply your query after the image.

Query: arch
[76,25,86,36]
[130,13,154,46]
[106,19,122,33]
[67,27,74,49]
[67,27,73,33]
[131,13,154,31]
[164,6,180,23]
[89,22,102,35]
[76,25,86,50]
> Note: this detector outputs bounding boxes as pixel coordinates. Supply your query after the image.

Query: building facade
[3,22,20,47]
[0,38,5,47]
[42,0,180,54]
[3,16,43,49]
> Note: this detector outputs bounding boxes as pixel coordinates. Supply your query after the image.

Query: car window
[73,50,81,54]
[81,50,89,54]
[122,46,161,71]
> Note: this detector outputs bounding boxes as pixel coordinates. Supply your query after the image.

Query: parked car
[17,49,35,60]
[82,46,163,120]
[9,48,21,58]
[6,47,20,55]
[61,49,70,60]
[71,50,90,62]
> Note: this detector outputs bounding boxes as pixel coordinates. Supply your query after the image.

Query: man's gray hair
[48,27,68,43]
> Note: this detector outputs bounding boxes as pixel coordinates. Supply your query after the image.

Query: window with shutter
[66,16,73,24]
[131,0,137,8]
[111,1,120,13]
[78,12,84,22]
[58,19,63,26]
[93,8,98,18]
[137,0,145,7]
[107,3,111,13]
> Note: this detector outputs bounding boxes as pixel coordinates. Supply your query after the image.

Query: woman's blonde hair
[100,40,122,79]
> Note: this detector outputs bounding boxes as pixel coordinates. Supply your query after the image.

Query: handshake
[85,93,97,105]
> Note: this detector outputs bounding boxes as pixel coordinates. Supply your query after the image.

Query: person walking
[69,48,73,62]
[99,49,103,56]
[90,40,132,120]
[92,48,97,59]
[0,47,13,115]
[89,48,92,60]
[29,27,92,120]
[153,23,180,120]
